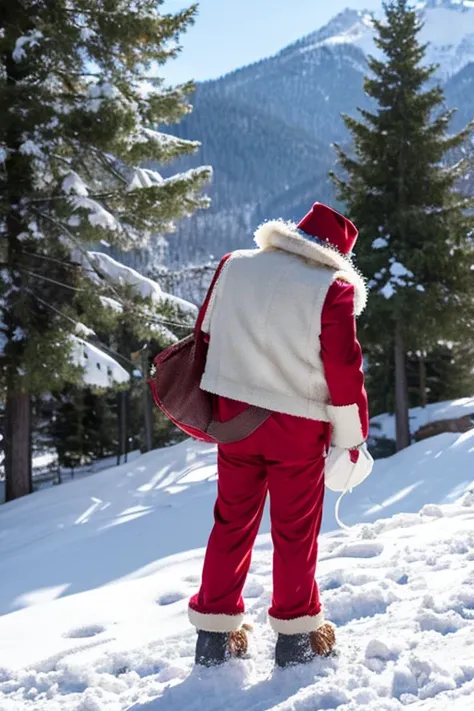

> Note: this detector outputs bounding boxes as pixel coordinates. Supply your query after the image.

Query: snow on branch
[62,172,89,197]
[87,251,198,317]
[380,261,425,299]
[149,323,179,344]
[126,167,164,192]
[13,30,43,62]
[71,197,121,231]
[85,82,130,113]
[70,337,129,388]
[100,296,124,314]
[140,128,200,150]
[162,166,212,188]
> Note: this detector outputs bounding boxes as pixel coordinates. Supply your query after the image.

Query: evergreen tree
[0,1,210,500]
[43,267,194,472]
[332,0,474,450]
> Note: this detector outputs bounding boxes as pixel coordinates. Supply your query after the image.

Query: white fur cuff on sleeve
[327,403,365,449]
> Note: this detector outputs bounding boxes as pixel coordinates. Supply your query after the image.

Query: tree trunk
[124,389,130,464]
[5,389,32,501]
[394,321,411,451]
[419,352,427,409]
[3,37,34,503]
[143,384,153,453]
[117,389,128,465]
[142,351,153,453]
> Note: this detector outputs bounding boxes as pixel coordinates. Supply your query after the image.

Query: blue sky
[163,0,381,84]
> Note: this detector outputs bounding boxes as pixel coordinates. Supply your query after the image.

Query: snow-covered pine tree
[89,258,195,457]
[37,251,196,476]
[0,1,211,500]
[332,0,474,451]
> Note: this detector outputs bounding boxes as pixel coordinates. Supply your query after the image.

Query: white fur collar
[254,220,367,316]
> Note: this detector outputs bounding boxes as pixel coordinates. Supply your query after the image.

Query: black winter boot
[275,633,315,668]
[275,624,336,669]
[195,631,230,667]
[195,625,252,667]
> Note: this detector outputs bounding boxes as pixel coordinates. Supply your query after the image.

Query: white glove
[325,443,373,493]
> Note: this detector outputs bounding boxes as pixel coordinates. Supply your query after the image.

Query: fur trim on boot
[229,623,253,658]
[310,623,336,656]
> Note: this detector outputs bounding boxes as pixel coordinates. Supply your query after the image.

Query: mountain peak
[302,0,474,79]
[312,8,373,43]
[293,8,375,60]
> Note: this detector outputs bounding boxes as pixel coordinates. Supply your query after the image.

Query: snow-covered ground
[370,397,474,441]
[0,428,474,710]
[0,449,141,505]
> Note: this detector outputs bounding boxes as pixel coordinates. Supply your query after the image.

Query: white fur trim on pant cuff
[268,610,325,635]
[188,607,244,633]
[327,403,365,449]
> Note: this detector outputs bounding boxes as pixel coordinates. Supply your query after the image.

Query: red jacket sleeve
[320,279,369,449]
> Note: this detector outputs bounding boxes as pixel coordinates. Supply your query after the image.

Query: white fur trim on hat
[268,610,326,635]
[254,220,367,316]
[188,607,245,632]
[327,403,365,449]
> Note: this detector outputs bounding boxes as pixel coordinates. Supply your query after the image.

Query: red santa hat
[297,203,358,256]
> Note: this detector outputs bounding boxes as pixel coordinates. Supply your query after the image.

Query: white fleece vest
[200,221,367,421]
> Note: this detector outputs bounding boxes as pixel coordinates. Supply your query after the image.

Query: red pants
[189,407,328,635]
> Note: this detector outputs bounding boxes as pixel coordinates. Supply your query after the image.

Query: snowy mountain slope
[444,61,474,131]
[304,1,474,79]
[154,1,474,274]
[0,428,474,709]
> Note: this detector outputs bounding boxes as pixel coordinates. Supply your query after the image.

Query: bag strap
[334,490,351,531]
[207,406,271,444]
[195,253,233,337]
[333,445,372,530]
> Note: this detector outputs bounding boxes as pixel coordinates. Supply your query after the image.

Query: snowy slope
[371,396,474,441]
[0,429,474,709]
[306,1,474,79]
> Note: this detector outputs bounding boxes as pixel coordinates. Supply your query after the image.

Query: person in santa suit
[188,202,369,668]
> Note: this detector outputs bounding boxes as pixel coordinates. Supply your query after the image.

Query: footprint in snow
[416,609,467,635]
[244,581,266,598]
[448,587,474,620]
[156,591,186,606]
[385,569,410,586]
[365,639,399,672]
[325,582,398,626]
[458,587,474,610]
[320,569,375,592]
[184,574,201,584]
[66,624,105,639]
[332,541,384,559]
